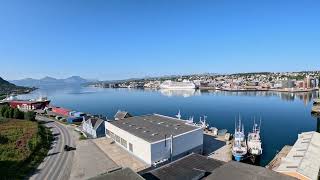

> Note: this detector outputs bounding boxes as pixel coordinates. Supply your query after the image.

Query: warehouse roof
[142,153,224,180]
[89,168,144,180]
[207,161,295,180]
[108,114,201,143]
[275,131,320,180]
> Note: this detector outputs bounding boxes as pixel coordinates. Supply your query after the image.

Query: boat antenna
[253,116,256,132]
[234,116,237,134]
[259,117,262,131]
[238,113,241,131]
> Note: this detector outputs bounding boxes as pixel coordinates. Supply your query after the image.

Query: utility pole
[170,134,173,162]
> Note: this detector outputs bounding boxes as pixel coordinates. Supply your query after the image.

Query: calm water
[18,86,320,166]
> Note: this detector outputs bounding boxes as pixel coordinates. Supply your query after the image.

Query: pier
[203,131,232,162]
[266,145,292,170]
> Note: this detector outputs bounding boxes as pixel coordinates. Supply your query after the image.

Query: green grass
[0,119,53,179]
[78,132,87,140]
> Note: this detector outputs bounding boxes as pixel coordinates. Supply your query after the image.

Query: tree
[3,109,10,118]
[0,106,9,117]
[13,108,24,119]
[8,108,14,118]
[24,111,36,121]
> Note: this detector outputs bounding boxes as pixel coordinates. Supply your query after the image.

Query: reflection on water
[159,89,199,97]
[159,89,319,104]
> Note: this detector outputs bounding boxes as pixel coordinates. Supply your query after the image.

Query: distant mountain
[0,77,35,96]
[10,76,91,88]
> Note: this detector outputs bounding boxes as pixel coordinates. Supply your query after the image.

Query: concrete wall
[105,122,152,164]
[150,128,203,164]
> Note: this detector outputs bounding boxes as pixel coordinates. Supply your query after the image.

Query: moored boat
[247,119,262,156]
[232,117,248,162]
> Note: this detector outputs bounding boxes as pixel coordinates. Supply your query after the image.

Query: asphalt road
[29,116,75,180]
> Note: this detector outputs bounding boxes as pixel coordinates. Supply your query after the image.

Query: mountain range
[10,76,91,88]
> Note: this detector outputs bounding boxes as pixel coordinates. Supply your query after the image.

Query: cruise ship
[159,80,196,89]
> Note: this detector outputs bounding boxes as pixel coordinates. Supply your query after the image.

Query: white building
[275,131,320,180]
[105,114,203,166]
[82,117,106,138]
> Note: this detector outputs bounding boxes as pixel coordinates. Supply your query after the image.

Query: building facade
[82,117,106,138]
[105,114,203,165]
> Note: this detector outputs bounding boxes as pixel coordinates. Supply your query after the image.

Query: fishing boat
[247,119,262,156]
[195,116,209,129]
[232,118,248,162]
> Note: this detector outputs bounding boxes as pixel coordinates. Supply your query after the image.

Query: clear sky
[0,0,319,80]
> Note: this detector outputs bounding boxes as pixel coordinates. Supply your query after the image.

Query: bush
[0,106,36,121]
[24,111,36,121]
[13,108,24,119]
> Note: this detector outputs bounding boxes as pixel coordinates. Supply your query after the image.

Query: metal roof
[275,131,320,180]
[142,153,224,180]
[89,167,144,180]
[207,161,296,180]
[108,114,201,143]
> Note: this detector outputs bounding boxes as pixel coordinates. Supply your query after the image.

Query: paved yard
[93,137,149,172]
[69,132,119,180]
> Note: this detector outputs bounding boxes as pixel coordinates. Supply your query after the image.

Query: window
[115,135,121,143]
[121,138,127,148]
[110,132,115,139]
[129,143,133,152]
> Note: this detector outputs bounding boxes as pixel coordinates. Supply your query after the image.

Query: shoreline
[92,86,319,93]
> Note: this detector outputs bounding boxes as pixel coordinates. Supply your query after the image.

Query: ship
[247,119,262,156]
[232,118,248,162]
[1,95,51,110]
[159,80,196,89]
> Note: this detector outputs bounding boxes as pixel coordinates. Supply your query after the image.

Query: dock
[312,104,320,114]
[203,131,232,162]
[265,145,292,170]
[313,98,320,106]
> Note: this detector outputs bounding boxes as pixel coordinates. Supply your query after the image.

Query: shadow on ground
[203,134,226,156]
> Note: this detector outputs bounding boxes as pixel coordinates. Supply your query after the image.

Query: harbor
[2,88,320,180]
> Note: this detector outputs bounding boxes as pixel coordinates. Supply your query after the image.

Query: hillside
[0,118,52,179]
[0,77,35,96]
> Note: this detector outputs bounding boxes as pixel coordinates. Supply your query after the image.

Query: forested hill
[0,77,35,96]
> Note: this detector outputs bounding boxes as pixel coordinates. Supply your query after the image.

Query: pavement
[69,138,120,180]
[29,116,75,180]
[203,133,232,162]
[93,137,149,172]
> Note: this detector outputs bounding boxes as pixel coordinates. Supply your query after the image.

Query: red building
[51,107,71,116]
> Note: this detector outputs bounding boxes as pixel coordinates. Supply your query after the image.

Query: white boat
[232,117,248,162]
[195,116,209,129]
[159,80,196,89]
[247,119,262,156]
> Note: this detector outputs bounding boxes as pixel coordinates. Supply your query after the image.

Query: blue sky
[0,0,319,80]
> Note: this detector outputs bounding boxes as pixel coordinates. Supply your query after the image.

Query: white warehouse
[105,114,203,165]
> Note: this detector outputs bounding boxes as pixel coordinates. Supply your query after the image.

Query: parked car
[64,145,76,151]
